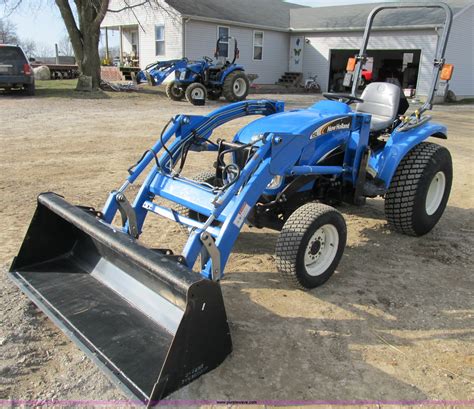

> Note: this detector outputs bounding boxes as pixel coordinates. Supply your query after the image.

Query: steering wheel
[203,56,213,63]
[323,93,364,104]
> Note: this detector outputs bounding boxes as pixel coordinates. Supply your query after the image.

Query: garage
[292,0,474,99]
[328,49,421,93]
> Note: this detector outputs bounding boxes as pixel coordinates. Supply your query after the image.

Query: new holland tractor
[167,35,250,105]
[136,36,250,105]
[10,3,454,405]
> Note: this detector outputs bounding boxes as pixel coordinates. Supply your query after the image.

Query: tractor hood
[184,62,205,74]
[234,100,352,144]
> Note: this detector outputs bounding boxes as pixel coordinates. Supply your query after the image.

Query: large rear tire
[165,80,184,101]
[275,203,347,289]
[384,142,452,236]
[222,71,249,102]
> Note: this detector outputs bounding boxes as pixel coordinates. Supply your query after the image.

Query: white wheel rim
[425,171,446,216]
[233,78,247,97]
[304,224,339,277]
[191,88,205,99]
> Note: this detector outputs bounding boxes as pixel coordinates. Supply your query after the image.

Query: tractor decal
[311,116,352,138]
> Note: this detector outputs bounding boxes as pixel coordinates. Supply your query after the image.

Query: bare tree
[20,37,36,57]
[58,34,74,56]
[0,18,19,44]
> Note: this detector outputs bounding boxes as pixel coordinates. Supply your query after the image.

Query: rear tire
[165,80,184,101]
[185,83,207,105]
[24,83,35,96]
[384,142,452,236]
[275,203,347,289]
[223,71,249,102]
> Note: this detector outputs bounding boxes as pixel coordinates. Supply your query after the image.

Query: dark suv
[0,44,35,95]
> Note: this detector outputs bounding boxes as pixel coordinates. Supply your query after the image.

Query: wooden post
[105,27,109,62]
[119,26,123,65]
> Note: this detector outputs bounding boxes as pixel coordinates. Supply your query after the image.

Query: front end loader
[10,2,454,405]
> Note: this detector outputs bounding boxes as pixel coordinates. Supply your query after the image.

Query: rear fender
[369,122,447,188]
[221,65,244,80]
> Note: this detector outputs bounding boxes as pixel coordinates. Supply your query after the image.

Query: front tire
[165,80,184,101]
[384,142,452,236]
[275,203,347,289]
[223,71,249,102]
[185,82,207,105]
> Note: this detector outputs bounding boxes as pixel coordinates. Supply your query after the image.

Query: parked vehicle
[9,3,454,405]
[0,45,35,95]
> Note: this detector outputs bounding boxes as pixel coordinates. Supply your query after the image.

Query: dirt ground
[0,84,473,405]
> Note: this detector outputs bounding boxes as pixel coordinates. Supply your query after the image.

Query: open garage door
[329,49,421,95]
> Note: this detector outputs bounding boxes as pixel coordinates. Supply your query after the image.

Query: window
[217,26,229,58]
[253,31,264,61]
[155,25,165,56]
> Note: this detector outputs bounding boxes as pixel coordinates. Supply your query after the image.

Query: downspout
[182,17,190,58]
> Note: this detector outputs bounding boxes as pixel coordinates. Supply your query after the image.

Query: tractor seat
[356,82,401,132]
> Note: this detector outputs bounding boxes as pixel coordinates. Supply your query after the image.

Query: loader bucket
[9,193,232,405]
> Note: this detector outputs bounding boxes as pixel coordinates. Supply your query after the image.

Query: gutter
[180,14,289,32]
[289,24,441,33]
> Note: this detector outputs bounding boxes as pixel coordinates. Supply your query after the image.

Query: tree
[58,34,74,56]
[54,0,157,90]
[0,18,18,44]
[1,0,172,91]
[20,38,36,57]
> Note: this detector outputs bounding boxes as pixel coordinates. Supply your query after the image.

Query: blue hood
[235,100,352,144]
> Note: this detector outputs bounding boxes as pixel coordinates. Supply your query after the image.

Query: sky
[1,0,390,51]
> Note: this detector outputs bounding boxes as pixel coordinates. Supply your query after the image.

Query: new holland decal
[311,116,352,139]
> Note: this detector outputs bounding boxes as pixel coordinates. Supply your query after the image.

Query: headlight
[266,175,283,190]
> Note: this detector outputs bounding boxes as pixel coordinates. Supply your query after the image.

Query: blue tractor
[167,35,250,105]
[10,3,455,404]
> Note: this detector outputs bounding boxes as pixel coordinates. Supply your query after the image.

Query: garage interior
[328,49,421,94]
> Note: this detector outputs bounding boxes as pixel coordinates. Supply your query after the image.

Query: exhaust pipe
[9,193,232,404]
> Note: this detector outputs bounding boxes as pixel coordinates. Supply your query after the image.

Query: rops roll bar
[351,2,453,114]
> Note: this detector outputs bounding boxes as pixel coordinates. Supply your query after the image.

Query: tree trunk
[55,0,109,91]
[77,31,102,90]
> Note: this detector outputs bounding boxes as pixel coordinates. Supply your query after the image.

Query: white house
[102,0,474,99]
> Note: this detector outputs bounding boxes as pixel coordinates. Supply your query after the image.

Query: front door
[289,35,304,73]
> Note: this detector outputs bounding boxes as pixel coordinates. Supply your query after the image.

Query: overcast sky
[2,0,390,52]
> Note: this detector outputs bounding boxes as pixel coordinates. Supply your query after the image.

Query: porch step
[277,72,302,86]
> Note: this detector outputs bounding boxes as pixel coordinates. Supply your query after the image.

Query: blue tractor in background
[137,36,250,105]
[169,35,250,105]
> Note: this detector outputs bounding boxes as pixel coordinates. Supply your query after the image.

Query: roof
[290,0,474,31]
[165,0,306,29]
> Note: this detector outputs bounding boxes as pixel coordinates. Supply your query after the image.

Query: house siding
[301,29,439,96]
[102,0,183,69]
[445,4,474,98]
[184,20,289,84]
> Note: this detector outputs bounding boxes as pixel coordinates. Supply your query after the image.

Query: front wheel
[185,82,207,105]
[223,71,250,102]
[384,142,453,236]
[165,80,184,101]
[275,203,347,289]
